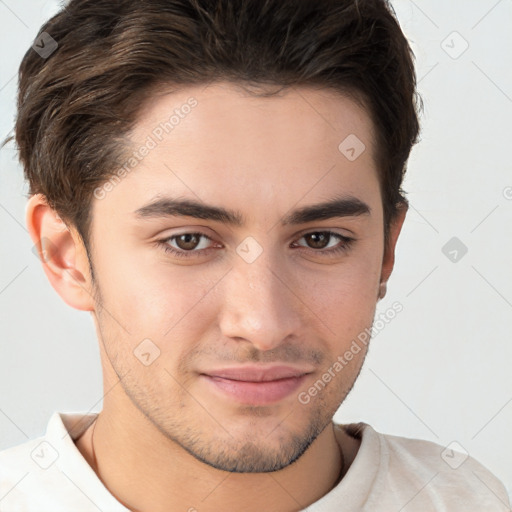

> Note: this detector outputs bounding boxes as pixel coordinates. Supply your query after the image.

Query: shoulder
[0,412,102,511]
[341,422,511,510]
[0,411,68,480]
[0,434,48,473]
[0,435,50,509]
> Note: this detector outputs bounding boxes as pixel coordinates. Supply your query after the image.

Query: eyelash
[156,231,355,259]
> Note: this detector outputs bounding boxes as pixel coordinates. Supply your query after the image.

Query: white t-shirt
[0,412,509,511]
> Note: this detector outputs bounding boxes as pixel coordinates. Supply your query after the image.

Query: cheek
[93,238,215,336]
[304,251,381,333]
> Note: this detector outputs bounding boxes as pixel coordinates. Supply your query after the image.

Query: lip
[200,365,313,405]
[202,364,314,382]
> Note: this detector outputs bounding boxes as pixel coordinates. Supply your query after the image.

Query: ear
[25,193,95,311]
[378,202,408,299]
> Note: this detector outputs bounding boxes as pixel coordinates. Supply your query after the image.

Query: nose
[217,250,302,352]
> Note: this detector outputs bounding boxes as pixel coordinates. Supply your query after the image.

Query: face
[88,81,386,473]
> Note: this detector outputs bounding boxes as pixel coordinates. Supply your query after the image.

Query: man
[0,0,509,510]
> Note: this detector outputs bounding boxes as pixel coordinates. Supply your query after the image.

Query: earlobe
[379,202,408,296]
[378,281,387,300]
[25,194,95,312]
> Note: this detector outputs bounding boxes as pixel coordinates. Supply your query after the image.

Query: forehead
[132,81,376,160]
[93,81,381,226]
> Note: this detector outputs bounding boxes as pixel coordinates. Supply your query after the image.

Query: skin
[26,81,407,512]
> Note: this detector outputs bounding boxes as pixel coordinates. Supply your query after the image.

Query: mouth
[199,365,313,405]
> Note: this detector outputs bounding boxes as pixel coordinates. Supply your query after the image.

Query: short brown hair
[9,0,421,272]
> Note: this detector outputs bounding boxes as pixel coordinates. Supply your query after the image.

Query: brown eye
[158,232,217,259]
[303,232,331,249]
[173,233,202,251]
[292,231,355,257]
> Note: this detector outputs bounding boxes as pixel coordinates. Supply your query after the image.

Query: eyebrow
[133,194,371,226]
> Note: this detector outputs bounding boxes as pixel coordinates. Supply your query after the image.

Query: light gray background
[1,0,511,502]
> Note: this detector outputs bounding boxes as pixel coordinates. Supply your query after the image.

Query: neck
[76,405,352,512]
